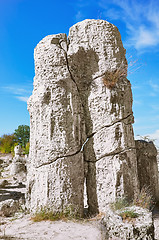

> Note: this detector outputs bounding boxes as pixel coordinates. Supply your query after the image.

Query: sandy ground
[0,215,102,240]
[1,213,159,240]
[0,154,102,240]
[1,154,159,240]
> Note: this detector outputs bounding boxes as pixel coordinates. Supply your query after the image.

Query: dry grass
[88,212,105,221]
[111,197,129,211]
[133,187,155,210]
[102,67,126,89]
[31,206,80,222]
[119,210,139,222]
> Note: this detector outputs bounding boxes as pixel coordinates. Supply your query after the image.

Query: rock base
[101,206,154,240]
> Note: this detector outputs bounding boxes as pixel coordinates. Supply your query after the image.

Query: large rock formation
[26,19,139,216]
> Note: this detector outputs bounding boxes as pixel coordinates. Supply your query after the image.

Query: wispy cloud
[148,80,159,96]
[1,84,32,103]
[99,0,159,50]
[148,129,159,147]
[133,99,142,105]
[149,80,159,92]
[16,96,29,102]
[2,86,31,95]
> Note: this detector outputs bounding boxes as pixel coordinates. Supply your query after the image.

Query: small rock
[0,179,9,188]
[0,199,20,217]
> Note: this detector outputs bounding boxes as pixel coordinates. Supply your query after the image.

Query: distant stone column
[135,140,159,201]
[14,145,22,159]
[10,145,26,180]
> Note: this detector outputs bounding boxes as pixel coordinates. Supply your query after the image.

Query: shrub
[0,134,16,153]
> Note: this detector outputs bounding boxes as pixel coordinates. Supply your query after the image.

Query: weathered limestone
[26,19,139,215]
[68,20,139,213]
[135,140,159,201]
[101,206,154,239]
[27,33,85,216]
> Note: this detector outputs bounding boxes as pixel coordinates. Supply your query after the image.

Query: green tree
[0,134,16,153]
[14,125,30,148]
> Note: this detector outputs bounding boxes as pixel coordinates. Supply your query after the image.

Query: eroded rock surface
[135,140,159,201]
[26,19,139,215]
[101,206,154,239]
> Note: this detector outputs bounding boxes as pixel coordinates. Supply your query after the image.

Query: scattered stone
[0,199,22,217]
[0,179,9,188]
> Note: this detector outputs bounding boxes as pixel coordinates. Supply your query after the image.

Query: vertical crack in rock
[59,35,99,215]
[58,39,85,111]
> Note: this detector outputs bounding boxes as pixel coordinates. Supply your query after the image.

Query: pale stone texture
[101,206,154,239]
[27,33,85,216]
[27,19,139,215]
[135,140,159,201]
[68,19,139,213]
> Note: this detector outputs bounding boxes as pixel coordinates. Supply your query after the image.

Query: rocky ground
[0,153,102,240]
[1,153,159,239]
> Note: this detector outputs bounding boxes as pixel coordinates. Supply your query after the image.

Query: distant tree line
[0,125,30,155]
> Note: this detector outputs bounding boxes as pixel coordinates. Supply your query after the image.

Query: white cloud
[134,26,158,49]
[148,129,159,148]
[16,96,29,102]
[133,100,142,105]
[1,85,32,103]
[2,86,31,95]
[99,0,159,50]
[149,80,159,92]
[134,129,159,148]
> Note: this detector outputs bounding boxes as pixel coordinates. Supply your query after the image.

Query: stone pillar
[68,19,139,212]
[135,140,159,201]
[26,33,85,216]
[26,19,139,215]
[14,145,22,159]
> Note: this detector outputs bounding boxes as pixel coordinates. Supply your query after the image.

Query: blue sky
[0,0,159,147]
